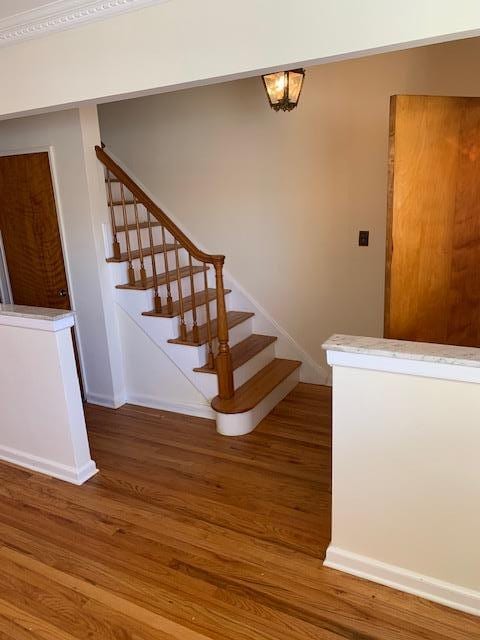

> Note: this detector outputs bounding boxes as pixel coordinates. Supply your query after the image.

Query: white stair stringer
[215,367,300,436]
[193,340,276,398]
[114,281,253,401]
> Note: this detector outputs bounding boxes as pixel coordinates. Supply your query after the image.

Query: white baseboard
[325,546,480,617]
[126,392,216,420]
[0,445,98,486]
[86,391,126,409]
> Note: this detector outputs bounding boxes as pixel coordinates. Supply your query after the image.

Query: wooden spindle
[120,183,135,285]
[160,226,173,314]
[188,254,199,342]
[174,239,187,340]
[146,211,162,313]
[133,196,147,287]
[203,265,215,370]
[214,259,234,399]
[105,170,121,260]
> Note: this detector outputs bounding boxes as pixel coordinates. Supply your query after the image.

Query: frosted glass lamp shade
[262,69,305,112]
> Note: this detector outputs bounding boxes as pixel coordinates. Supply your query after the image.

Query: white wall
[99,37,480,371]
[326,360,480,615]
[1,1,480,118]
[116,306,210,414]
[0,312,97,484]
[0,108,125,405]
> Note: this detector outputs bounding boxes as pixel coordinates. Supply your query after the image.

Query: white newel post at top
[0,304,97,485]
[323,334,480,618]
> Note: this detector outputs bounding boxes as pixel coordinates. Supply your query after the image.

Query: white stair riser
[111,249,193,280]
[234,342,276,389]
[109,204,174,238]
[116,226,171,254]
[122,292,232,337]
[109,264,208,298]
[116,283,248,343]
[215,368,300,436]
[143,299,222,337]
[171,315,252,360]
[154,317,254,398]
[193,341,277,398]
[111,264,232,333]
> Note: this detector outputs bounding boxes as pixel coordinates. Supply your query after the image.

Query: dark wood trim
[384,95,397,338]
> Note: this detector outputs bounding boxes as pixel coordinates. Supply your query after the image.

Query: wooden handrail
[95,146,224,267]
[96,144,235,401]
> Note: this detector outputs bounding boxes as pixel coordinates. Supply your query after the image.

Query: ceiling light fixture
[262,68,305,112]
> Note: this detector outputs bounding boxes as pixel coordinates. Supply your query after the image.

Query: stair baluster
[214,259,234,399]
[105,170,121,260]
[132,196,147,288]
[146,211,162,313]
[202,265,215,370]
[160,226,173,314]
[119,183,135,285]
[188,254,200,342]
[173,239,187,340]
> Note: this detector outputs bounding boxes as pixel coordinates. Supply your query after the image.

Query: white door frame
[0,145,87,390]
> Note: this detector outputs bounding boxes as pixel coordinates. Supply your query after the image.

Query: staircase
[96,146,301,436]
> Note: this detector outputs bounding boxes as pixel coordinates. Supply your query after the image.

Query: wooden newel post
[214,259,234,400]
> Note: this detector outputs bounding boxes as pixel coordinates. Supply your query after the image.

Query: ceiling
[0,1,61,21]
[0,0,165,47]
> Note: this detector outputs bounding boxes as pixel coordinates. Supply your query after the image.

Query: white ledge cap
[0,304,75,332]
[322,334,480,384]
[322,334,480,368]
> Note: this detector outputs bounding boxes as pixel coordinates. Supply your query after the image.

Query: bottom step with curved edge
[212,359,301,436]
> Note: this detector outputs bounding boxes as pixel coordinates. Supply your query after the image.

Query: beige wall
[1,0,480,118]
[99,37,480,370]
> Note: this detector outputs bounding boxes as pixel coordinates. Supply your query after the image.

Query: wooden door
[0,152,71,309]
[385,95,480,347]
[0,152,84,394]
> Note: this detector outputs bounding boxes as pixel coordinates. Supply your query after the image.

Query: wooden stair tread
[117,265,207,290]
[168,311,254,346]
[116,221,161,232]
[194,334,277,374]
[142,288,231,318]
[107,243,175,263]
[211,359,301,414]
[109,200,136,206]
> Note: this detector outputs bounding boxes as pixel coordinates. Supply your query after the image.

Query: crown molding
[0,0,169,47]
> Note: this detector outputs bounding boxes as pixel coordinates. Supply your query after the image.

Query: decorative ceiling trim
[0,0,169,47]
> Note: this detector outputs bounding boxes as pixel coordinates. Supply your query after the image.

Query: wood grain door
[385,95,480,347]
[0,152,70,310]
[0,152,84,395]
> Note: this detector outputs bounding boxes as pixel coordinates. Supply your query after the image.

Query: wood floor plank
[0,384,476,639]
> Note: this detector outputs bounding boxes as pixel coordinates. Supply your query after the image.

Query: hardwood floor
[0,383,477,639]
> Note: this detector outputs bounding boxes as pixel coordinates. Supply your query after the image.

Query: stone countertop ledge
[0,304,75,331]
[322,334,480,369]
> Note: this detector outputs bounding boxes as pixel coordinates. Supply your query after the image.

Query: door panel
[0,152,84,396]
[385,95,480,347]
[0,152,70,310]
